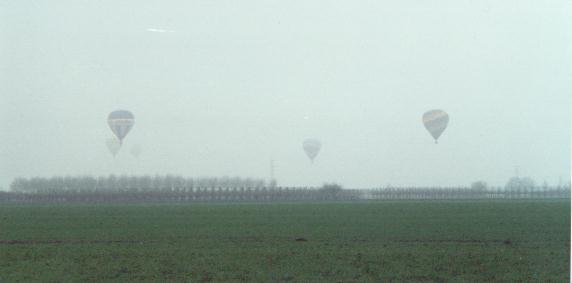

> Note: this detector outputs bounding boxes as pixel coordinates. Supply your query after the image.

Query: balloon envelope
[130,144,142,158]
[106,138,121,157]
[303,139,321,162]
[108,110,135,143]
[422,110,449,143]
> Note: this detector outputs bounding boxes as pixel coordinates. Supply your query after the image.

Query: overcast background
[1,0,570,190]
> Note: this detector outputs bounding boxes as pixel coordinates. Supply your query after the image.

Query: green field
[0,201,569,282]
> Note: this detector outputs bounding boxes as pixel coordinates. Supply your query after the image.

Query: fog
[1,0,570,190]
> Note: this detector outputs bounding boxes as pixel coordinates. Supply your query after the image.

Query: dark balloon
[108,110,135,144]
[303,139,321,163]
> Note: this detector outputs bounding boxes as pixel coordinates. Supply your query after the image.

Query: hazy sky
[1,0,570,189]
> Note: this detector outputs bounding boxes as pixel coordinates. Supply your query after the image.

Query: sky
[1,0,570,190]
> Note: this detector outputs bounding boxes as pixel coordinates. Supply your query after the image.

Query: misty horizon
[1,1,570,190]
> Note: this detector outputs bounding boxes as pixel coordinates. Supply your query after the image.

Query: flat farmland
[0,201,569,282]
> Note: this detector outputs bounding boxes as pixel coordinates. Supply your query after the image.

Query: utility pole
[269,159,277,188]
[514,167,520,177]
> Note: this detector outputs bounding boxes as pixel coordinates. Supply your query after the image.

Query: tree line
[0,175,569,204]
[9,175,271,194]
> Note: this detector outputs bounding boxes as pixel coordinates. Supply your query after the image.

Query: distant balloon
[108,110,134,144]
[303,139,322,163]
[106,138,121,158]
[130,144,142,158]
[422,110,449,144]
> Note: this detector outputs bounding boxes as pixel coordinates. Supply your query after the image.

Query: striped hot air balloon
[108,110,134,144]
[422,110,449,144]
[303,139,322,163]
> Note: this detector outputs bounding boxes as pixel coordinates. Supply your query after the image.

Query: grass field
[0,201,569,282]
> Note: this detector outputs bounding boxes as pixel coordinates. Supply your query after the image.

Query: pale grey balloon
[106,138,121,158]
[422,110,449,144]
[130,144,142,158]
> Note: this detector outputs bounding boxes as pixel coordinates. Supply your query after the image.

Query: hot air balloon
[108,110,134,144]
[130,144,142,158]
[106,138,121,158]
[303,139,321,163]
[422,110,449,144]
